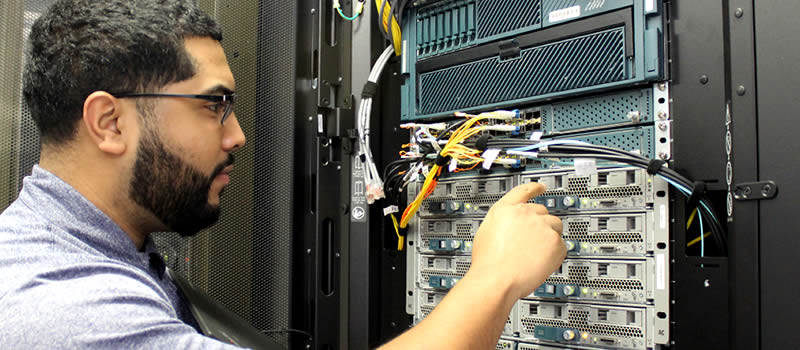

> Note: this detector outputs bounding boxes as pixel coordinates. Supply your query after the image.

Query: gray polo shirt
[0,166,240,349]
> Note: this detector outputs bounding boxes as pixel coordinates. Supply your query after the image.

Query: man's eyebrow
[201,84,235,95]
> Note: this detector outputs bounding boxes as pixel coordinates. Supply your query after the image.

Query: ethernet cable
[334,0,365,21]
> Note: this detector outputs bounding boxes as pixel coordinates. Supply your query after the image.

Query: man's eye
[206,103,223,113]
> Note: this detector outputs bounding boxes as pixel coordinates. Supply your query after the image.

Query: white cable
[357,46,395,204]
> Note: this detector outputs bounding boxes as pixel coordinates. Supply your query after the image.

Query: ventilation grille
[567,127,655,157]
[545,270,644,291]
[545,89,652,133]
[418,27,626,116]
[415,0,542,59]
[520,306,645,338]
[564,231,644,243]
[535,180,644,199]
[477,0,542,39]
[420,260,472,283]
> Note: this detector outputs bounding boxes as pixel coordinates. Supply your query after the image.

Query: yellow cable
[686,208,697,229]
[374,0,403,55]
[391,214,403,251]
[687,232,712,247]
[398,114,493,229]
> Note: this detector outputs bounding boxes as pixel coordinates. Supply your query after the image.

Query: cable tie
[529,130,543,141]
[361,81,379,99]
[481,149,501,170]
[687,181,707,210]
[647,159,667,175]
[433,154,451,166]
[575,158,597,177]
[383,205,399,216]
[475,134,492,151]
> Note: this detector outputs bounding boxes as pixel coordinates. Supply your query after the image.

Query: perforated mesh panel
[520,305,645,338]
[544,262,644,291]
[546,89,652,132]
[0,0,47,210]
[418,27,626,115]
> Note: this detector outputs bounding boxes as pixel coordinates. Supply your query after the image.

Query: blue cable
[698,210,705,258]
[337,7,360,20]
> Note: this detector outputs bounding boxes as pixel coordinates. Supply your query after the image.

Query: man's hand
[469,182,567,300]
[378,182,567,350]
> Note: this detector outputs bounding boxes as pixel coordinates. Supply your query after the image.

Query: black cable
[537,149,727,250]
[435,119,468,143]
[261,328,313,341]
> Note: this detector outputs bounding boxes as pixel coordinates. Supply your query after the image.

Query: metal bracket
[733,181,778,201]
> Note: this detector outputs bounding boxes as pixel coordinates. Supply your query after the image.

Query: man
[0,0,566,349]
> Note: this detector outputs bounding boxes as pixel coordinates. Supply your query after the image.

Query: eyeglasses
[112,93,236,125]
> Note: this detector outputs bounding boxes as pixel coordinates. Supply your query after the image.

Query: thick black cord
[262,328,313,341]
[436,119,468,142]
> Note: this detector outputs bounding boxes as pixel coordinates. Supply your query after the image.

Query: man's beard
[129,127,233,237]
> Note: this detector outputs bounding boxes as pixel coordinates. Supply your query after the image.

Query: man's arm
[0,264,243,350]
[379,182,566,349]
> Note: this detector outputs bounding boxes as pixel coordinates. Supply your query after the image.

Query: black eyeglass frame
[112,93,236,125]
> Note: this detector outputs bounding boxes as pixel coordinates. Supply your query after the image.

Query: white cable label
[574,158,597,177]
[448,158,458,172]
[482,149,501,170]
[529,130,543,141]
[656,253,666,290]
[549,5,580,23]
[383,205,399,216]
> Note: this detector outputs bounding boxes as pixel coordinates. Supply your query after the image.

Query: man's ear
[82,91,129,155]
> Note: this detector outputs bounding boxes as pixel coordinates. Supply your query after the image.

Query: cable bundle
[357,46,396,204]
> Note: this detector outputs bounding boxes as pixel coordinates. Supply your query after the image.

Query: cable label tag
[482,149,501,170]
[574,158,597,177]
[448,158,458,172]
[529,130,543,141]
[383,205,399,216]
[656,253,666,290]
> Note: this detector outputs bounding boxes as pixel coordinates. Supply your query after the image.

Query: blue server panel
[401,0,664,120]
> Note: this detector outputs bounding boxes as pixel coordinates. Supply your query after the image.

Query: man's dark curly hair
[23,0,223,145]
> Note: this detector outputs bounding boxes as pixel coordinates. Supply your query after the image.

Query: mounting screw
[657,111,668,120]
[737,86,746,96]
[658,83,666,91]
[307,248,312,255]
[742,186,752,196]
[337,165,342,170]
[310,8,316,14]
[658,121,669,131]
[308,116,313,122]
[735,8,743,18]
[338,77,344,83]
[704,279,711,288]
[700,75,709,84]
[322,98,330,105]
[762,183,774,196]
[659,152,670,160]
[335,252,341,258]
